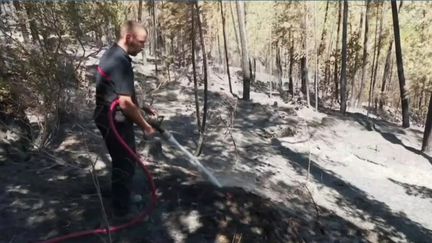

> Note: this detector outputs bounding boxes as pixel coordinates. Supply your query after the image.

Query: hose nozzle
[142,110,165,133]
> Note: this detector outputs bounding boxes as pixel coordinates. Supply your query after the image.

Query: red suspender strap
[97,66,111,80]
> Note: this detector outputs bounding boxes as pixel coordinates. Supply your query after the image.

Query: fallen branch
[303,184,325,235]
[89,157,112,243]
[220,97,240,164]
[353,153,386,167]
[82,129,112,243]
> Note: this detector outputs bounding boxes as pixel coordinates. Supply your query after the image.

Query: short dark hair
[119,20,148,39]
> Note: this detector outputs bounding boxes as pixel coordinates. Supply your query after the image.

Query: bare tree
[301,2,310,106]
[313,2,319,111]
[191,2,201,132]
[422,94,432,153]
[219,1,234,96]
[379,41,393,110]
[276,42,283,92]
[340,0,348,114]
[333,0,342,102]
[288,29,294,97]
[391,0,410,128]
[236,1,251,101]
[357,0,371,107]
[194,2,209,156]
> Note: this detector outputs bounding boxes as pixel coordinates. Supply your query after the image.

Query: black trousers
[94,107,136,215]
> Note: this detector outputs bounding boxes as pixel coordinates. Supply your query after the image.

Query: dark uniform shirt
[95,43,136,108]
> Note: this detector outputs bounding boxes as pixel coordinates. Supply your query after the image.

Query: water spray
[143,112,222,188]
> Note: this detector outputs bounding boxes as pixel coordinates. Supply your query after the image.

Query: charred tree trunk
[276,43,283,92]
[357,0,371,107]
[191,3,201,131]
[219,0,233,96]
[379,41,393,110]
[195,2,209,156]
[340,0,348,114]
[289,30,294,96]
[301,2,310,106]
[422,94,432,153]
[391,0,410,128]
[314,2,319,111]
[236,1,251,101]
[333,0,342,102]
[253,58,256,82]
[419,88,424,110]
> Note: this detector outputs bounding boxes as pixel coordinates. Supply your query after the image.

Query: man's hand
[143,104,158,116]
[118,95,156,136]
[148,107,158,116]
[144,125,156,138]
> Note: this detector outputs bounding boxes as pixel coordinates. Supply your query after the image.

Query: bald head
[118,20,148,56]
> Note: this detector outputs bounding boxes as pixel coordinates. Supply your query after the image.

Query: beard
[128,42,143,56]
[125,36,146,56]
[128,48,140,56]
[129,51,140,56]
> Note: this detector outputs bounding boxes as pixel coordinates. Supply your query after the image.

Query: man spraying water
[94,20,221,219]
[93,20,157,218]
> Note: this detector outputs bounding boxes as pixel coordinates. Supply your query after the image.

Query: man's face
[126,28,147,56]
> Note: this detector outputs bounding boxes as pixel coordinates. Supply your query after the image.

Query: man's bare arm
[118,95,154,133]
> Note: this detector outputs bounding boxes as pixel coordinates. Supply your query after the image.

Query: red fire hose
[39,99,158,243]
